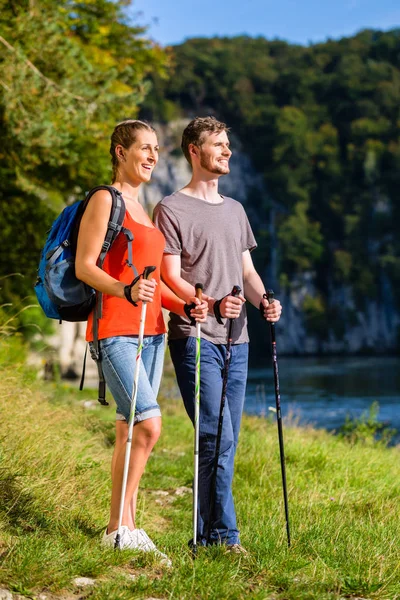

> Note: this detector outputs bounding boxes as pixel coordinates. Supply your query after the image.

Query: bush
[338,401,396,446]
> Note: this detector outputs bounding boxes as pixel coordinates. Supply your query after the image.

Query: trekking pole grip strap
[124,266,156,306]
[124,275,140,307]
[213,297,224,325]
[184,302,196,326]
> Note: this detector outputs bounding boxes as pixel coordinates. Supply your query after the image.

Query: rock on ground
[73,577,96,588]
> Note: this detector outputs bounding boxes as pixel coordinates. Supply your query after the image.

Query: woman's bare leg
[111,424,137,525]
[108,416,161,532]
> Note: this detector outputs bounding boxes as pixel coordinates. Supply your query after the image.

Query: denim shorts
[95,334,165,423]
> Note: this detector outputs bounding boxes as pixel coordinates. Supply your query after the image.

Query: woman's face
[118,129,159,184]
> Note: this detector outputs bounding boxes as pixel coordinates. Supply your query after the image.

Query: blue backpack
[35,185,138,404]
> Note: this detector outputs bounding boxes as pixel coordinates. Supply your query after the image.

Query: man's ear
[188,143,198,159]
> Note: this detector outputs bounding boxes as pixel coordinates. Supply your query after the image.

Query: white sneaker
[101,525,133,550]
[130,529,172,567]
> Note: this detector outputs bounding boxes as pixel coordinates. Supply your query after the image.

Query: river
[246,356,400,443]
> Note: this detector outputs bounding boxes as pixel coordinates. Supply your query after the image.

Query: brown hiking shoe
[225,543,248,555]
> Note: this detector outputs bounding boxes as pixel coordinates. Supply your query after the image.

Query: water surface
[246,357,400,442]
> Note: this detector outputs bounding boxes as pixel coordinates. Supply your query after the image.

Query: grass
[0,337,399,599]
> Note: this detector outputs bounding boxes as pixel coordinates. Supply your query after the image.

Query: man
[154,116,282,551]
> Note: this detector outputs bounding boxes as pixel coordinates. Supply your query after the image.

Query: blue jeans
[169,337,249,546]
[95,334,165,423]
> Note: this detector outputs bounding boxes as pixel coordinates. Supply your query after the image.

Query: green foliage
[0,0,169,309]
[333,249,353,281]
[0,295,52,362]
[0,193,56,305]
[302,293,329,337]
[0,309,27,365]
[338,401,396,446]
[278,202,324,272]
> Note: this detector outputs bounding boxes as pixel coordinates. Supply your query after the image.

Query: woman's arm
[160,254,196,303]
[160,281,207,321]
[75,190,155,303]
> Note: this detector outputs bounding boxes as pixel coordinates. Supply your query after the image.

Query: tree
[0,0,169,306]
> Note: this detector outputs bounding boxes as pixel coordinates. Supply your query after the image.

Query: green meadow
[0,336,399,600]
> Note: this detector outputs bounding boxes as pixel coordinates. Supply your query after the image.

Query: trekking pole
[265,289,291,548]
[115,265,156,550]
[192,283,203,558]
[206,285,241,545]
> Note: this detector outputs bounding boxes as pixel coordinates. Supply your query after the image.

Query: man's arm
[242,250,282,322]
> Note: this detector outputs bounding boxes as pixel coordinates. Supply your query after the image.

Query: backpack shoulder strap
[96,186,126,267]
[69,185,123,253]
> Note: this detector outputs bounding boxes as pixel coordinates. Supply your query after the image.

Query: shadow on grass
[0,471,102,539]
[0,472,51,532]
[83,414,115,447]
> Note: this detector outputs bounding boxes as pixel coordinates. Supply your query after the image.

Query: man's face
[197,130,232,175]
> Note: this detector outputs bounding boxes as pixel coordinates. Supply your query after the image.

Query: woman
[75,119,207,558]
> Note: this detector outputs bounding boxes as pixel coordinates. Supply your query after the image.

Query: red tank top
[86,211,166,342]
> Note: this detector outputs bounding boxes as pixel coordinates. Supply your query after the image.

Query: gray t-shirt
[153,191,257,344]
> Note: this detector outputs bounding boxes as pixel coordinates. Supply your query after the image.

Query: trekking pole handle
[231,285,241,297]
[226,285,241,342]
[143,265,156,280]
[266,289,274,304]
[195,283,203,301]
[265,289,277,343]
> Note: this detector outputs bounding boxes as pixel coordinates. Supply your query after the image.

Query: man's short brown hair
[181,116,229,164]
